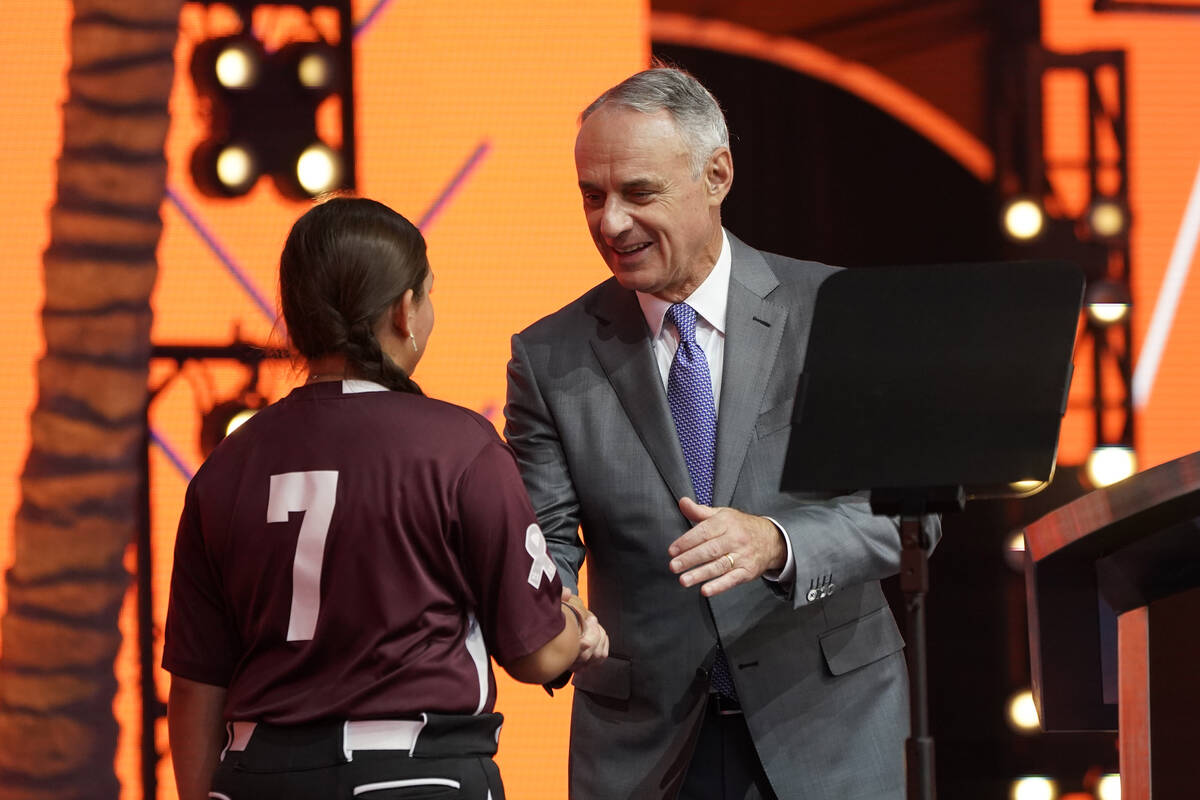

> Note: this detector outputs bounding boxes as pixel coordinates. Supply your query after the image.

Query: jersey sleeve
[162,479,241,687]
[455,438,566,666]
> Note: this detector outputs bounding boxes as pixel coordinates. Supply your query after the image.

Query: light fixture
[1002,197,1047,241]
[1006,688,1041,733]
[215,42,260,89]
[293,143,342,197]
[215,144,255,189]
[1095,773,1120,800]
[1084,279,1131,326]
[1011,776,1058,800]
[187,4,355,200]
[1085,445,1137,488]
[1085,197,1129,240]
[190,140,260,198]
[200,394,266,456]
[277,41,339,93]
[191,35,265,94]
[1004,531,1027,571]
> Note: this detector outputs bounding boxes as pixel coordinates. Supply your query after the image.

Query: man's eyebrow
[577,178,660,191]
[620,179,659,191]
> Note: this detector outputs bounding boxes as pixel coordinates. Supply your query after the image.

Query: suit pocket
[571,654,632,700]
[754,400,794,440]
[818,605,904,676]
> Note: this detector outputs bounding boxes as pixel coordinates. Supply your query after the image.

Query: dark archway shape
[653,43,1006,268]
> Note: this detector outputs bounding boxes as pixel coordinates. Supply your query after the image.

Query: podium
[1023,451,1200,798]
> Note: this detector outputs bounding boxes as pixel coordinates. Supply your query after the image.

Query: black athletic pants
[210,713,505,800]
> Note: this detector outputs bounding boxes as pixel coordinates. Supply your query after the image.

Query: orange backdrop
[0,1,644,797]
[3,1,1200,798]
[1042,0,1200,470]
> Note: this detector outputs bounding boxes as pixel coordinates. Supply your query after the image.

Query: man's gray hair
[582,67,729,177]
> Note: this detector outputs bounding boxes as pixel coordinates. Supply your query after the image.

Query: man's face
[575,105,730,301]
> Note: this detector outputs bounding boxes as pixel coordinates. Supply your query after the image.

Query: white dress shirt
[635,230,796,584]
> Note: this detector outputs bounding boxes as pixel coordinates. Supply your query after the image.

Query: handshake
[560,587,609,672]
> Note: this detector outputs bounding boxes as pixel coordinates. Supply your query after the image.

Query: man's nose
[599,198,632,239]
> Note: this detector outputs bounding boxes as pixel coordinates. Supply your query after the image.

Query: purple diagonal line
[419,140,491,232]
[151,427,197,482]
[165,186,276,324]
[354,0,396,37]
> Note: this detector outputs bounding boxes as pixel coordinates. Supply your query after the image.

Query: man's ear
[392,289,416,338]
[705,147,733,204]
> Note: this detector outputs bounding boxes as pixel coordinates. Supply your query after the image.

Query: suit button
[806,588,818,602]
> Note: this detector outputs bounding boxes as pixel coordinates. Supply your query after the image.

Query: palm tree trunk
[0,0,180,797]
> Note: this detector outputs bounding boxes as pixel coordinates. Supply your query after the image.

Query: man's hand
[667,497,787,597]
[562,587,609,670]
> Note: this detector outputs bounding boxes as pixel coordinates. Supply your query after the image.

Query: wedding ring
[723,553,736,572]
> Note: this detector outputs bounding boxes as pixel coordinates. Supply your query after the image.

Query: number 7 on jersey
[268,470,339,641]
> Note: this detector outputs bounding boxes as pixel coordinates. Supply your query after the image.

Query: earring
[409,333,419,352]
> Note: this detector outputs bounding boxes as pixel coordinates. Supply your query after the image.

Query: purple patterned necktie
[666,303,737,700]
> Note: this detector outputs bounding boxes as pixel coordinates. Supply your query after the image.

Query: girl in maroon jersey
[164,197,600,800]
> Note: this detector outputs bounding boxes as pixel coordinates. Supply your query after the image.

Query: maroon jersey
[163,379,565,723]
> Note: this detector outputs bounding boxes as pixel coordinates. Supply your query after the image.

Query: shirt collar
[637,230,731,338]
[341,379,389,393]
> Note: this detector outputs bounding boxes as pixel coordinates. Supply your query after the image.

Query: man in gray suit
[504,67,938,799]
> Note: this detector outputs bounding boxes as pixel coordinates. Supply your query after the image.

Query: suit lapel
[713,235,788,507]
[588,281,695,505]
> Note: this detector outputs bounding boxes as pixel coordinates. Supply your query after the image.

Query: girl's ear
[393,289,416,338]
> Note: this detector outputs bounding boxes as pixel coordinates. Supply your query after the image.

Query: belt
[226,719,426,756]
[708,693,743,717]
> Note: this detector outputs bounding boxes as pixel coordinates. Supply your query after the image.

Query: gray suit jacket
[504,233,935,799]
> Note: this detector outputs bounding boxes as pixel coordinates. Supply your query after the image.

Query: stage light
[1086,197,1129,240]
[1006,688,1041,733]
[1002,197,1046,241]
[295,143,342,197]
[227,408,257,435]
[216,41,260,89]
[1004,531,1026,571]
[1085,445,1137,488]
[215,144,257,192]
[192,35,264,93]
[271,141,345,200]
[1008,479,1048,500]
[200,395,266,456]
[277,41,339,93]
[1087,303,1129,325]
[190,140,260,198]
[187,4,355,201]
[1084,279,1131,326]
[191,142,259,198]
[1011,776,1058,800]
[1095,773,1120,800]
[300,52,333,89]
